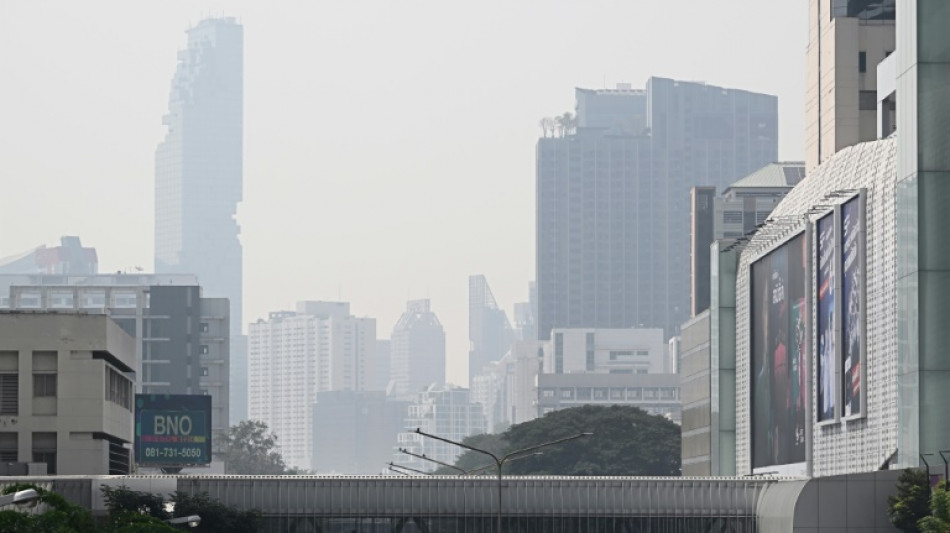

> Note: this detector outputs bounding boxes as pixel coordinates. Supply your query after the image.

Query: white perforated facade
[735,138,898,476]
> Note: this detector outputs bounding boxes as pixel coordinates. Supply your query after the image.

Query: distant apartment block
[312,390,408,475]
[689,162,805,315]
[393,386,486,473]
[390,300,445,399]
[537,373,680,423]
[0,236,98,275]
[468,275,513,388]
[248,301,376,471]
[537,79,777,341]
[542,328,666,375]
[0,312,136,475]
[470,340,542,431]
[0,274,230,447]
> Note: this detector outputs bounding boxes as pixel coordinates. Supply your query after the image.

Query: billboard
[816,213,836,422]
[841,196,865,418]
[135,394,212,466]
[751,233,808,470]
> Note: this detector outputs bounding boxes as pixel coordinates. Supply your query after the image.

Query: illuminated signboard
[135,394,212,466]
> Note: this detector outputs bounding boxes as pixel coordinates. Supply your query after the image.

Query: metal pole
[497,460,503,533]
[939,451,950,483]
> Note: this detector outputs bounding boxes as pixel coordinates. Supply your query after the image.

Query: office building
[0,275,229,445]
[0,312,136,475]
[537,373,680,423]
[537,79,777,341]
[389,299,445,399]
[154,17,247,422]
[312,391,408,474]
[375,339,391,392]
[468,275,514,388]
[542,328,666,375]
[393,386,486,473]
[0,236,98,275]
[689,163,805,315]
[248,301,376,471]
[805,0,895,172]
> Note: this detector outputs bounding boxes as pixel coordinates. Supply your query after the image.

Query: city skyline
[0,1,807,386]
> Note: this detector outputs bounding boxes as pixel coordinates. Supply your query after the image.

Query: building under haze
[312,390,408,475]
[536,79,778,341]
[393,386,486,473]
[154,17,247,422]
[468,275,514,388]
[248,301,375,471]
[389,299,445,399]
[0,236,98,275]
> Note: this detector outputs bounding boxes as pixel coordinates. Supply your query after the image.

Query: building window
[0,433,16,462]
[32,432,56,475]
[201,367,209,377]
[105,367,132,411]
[541,389,555,398]
[112,292,137,308]
[200,322,209,333]
[722,210,743,224]
[859,90,877,111]
[0,374,18,415]
[554,333,563,374]
[859,51,867,73]
[200,345,209,355]
[33,374,56,397]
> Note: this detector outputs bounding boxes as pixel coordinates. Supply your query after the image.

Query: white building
[542,328,666,375]
[470,340,542,432]
[0,311,136,475]
[248,301,375,471]
[393,386,486,473]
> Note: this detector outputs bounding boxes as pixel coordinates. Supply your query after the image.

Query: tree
[919,482,950,533]
[171,491,261,533]
[219,420,296,475]
[889,468,932,533]
[0,483,98,533]
[440,405,681,476]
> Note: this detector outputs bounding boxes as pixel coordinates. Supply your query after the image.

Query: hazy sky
[0,1,806,386]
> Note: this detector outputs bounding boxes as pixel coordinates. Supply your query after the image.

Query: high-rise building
[805,0,895,172]
[393,386,486,473]
[0,236,98,275]
[537,79,777,341]
[689,162,805,315]
[468,275,513,386]
[154,18,246,422]
[390,300,445,399]
[312,391,408,474]
[248,302,376,471]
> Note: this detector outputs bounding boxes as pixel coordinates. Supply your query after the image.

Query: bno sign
[135,394,212,467]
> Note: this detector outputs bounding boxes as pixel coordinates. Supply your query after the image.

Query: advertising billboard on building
[816,213,836,422]
[841,195,865,418]
[751,233,808,470]
[135,394,212,467]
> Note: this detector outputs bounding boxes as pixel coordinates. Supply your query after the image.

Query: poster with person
[841,197,863,418]
[816,213,836,421]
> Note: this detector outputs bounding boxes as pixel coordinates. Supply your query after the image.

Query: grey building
[0,236,98,275]
[537,79,777,341]
[389,300,445,399]
[0,275,229,447]
[0,312,136,475]
[537,373,680,423]
[468,275,513,386]
[154,17,246,422]
[311,391,408,474]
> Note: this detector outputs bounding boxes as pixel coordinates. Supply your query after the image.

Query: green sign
[135,394,212,466]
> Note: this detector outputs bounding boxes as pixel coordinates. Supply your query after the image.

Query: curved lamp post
[166,515,201,528]
[414,428,592,532]
[398,448,468,475]
[0,489,39,507]
[387,461,431,476]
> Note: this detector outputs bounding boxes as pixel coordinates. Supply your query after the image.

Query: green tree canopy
[437,405,680,476]
[0,483,98,533]
[219,420,297,475]
[889,468,933,533]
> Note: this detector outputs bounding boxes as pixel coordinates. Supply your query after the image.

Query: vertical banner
[841,196,864,418]
[751,233,808,470]
[816,213,836,422]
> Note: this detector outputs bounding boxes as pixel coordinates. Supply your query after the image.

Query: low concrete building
[0,311,136,475]
[537,373,680,423]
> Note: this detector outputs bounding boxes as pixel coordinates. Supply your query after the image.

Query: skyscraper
[390,299,445,399]
[536,79,777,340]
[154,17,245,421]
[468,275,513,386]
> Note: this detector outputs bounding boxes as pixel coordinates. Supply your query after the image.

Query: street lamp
[398,448,468,475]
[415,428,592,532]
[387,462,431,476]
[165,515,201,528]
[0,489,40,507]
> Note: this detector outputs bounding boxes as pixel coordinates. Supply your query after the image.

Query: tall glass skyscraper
[536,79,777,341]
[155,17,245,420]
